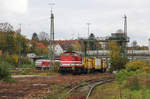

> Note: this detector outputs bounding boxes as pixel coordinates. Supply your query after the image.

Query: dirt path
[0,73,114,99]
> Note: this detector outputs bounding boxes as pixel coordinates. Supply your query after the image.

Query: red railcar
[35,59,59,69]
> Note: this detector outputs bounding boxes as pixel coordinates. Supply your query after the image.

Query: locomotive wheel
[103,68,106,72]
[87,69,91,74]
[72,71,77,75]
[78,68,82,74]
[83,68,87,74]
[91,69,94,73]
[102,68,105,73]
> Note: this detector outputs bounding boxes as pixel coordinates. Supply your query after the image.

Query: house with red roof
[48,40,77,56]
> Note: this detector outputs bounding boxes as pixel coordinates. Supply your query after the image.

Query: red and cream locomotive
[59,52,107,74]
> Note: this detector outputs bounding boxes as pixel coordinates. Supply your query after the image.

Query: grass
[44,81,91,99]
[80,81,89,86]
[43,84,70,99]
[89,81,150,99]
[11,68,59,76]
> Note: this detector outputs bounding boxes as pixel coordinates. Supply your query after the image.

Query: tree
[30,40,38,54]
[132,41,137,50]
[109,41,128,71]
[0,22,14,32]
[0,22,30,55]
[73,40,81,51]
[66,46,73,52]
[38,47,48,56]
[38,31,50,46]
[32,32,39,41]
[132,41,137,47]
[38,31,49,41]
[16,34,30,55]
[0,31,17,54]
[0,22,15,54]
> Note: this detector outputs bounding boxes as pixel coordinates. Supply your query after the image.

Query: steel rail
[86,79,115,99]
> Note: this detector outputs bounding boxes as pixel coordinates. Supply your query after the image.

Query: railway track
[66,77,115,99]
[86,78,114,99]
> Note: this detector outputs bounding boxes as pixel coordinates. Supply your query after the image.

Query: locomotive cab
[59,52,83,74]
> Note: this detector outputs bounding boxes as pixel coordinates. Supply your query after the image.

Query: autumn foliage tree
[109,41,128,71]
[73,41,81,51]
[0,22,31,67]
[0,22,30,55]
[126,60,150,73]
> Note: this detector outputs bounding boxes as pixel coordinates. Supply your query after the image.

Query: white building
[54,44,64,56]
[48,44,64,56]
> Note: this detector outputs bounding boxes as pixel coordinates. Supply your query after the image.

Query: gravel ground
[0,73,114,99]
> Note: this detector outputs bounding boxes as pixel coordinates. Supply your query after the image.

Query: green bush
[130,76,140,90]
[116,69,136,85]
[21,70,28,75]
[21,57,32,64]
[0,62,12,82]
[3,54,18,66]
[2,54,32,67]
[22,63,34,68]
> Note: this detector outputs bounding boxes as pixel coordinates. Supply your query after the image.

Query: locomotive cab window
[72,53,78,57]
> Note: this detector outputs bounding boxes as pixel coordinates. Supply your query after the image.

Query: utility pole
[86,23,91,57]
[86,23,91,38]
[124,15,127,40]
[18,24,21,67]
[49,3,55,71]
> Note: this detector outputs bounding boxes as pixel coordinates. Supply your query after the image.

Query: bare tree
[38,31,49,41]
[132,41,137,50]
[132,41,137,48]
[0,22,14,32]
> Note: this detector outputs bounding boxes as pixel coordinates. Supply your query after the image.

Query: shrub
[126,60,150,73]
[116,69,136,85]
[109,41,128,71]
[130,76,140,90]
[3,54,18,66]
[9,54,18,65]
[3,54,32,67]
[116,70,129,84]
[0,62,12,82]
[21,57,31,64]
[22,63,34,68]
[21,69,29,75]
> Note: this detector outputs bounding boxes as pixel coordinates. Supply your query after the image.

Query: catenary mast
[49,3,55,70]
[123,15,128,57]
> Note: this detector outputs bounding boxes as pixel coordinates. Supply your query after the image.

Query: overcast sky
[0,0,150,45]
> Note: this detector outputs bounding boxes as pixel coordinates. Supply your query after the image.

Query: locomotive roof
[64,51,76,53]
